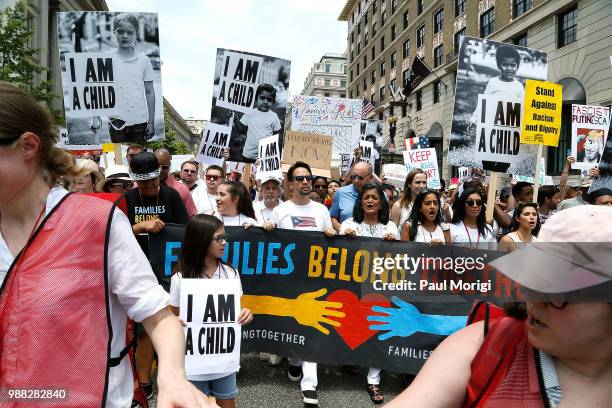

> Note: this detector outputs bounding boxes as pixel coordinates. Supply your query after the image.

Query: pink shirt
[164,176,197,217]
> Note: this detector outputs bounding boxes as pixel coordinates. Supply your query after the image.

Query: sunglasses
[0,134,22,146]
[293,175,314,182]
[350,174,365,181]
[206,174,222,181]
[466,199,483,207]
[182,169,197,174]
[213,233,229,243]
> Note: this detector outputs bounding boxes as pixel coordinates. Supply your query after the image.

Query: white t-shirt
[271,200,332,232]
[214,212,257,226]
[191,183,217,215]
[110,52,155,126]
[339,218,400,239]
[483,77,525,99]
[413,223,449,243]
[397,203,413,231]
[450,221,497,249]
[240,109,282,159]
[169,265,242,381]
[253,200,279,225]
[0,187,169,408]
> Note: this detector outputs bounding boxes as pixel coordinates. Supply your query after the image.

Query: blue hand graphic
[367,296,467,341]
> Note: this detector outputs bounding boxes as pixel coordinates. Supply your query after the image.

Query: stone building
[301,52,349,98]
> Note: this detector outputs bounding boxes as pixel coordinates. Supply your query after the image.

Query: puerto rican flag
[291,216,317,228]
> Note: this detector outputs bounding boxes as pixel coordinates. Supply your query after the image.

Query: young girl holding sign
[170,214,253,408]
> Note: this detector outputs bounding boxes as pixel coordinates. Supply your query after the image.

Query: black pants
[109,121,148,144]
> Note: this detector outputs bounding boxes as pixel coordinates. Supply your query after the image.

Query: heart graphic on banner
[327,290,390,350]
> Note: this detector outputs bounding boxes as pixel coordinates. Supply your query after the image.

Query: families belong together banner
[448,37,547,176]
[150,226,518,373]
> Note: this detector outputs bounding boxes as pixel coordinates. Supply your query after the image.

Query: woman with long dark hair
[170,214,252,408]
[339,182,398,404]
[214,180,257,226]
[402,189,451,245]
[499,202,540,252]
[390,169,427,231]
[449,188,496,248]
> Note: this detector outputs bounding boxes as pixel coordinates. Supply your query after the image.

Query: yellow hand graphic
[292,288,345,335]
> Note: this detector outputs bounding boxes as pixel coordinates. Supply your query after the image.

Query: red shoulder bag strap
[463,316,526,408]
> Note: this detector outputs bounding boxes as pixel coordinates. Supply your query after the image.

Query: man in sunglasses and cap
[330,161,373,231]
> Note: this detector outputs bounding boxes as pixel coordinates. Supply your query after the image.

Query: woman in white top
[499,202,540,252]
[170,214,252,408]
[390,169,427,232]
[449,188,497,249]
[339,182,398,404]
[401,189,451,245]
[214,180,257,227]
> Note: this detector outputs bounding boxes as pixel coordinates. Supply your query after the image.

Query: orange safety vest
[0,193,115,407]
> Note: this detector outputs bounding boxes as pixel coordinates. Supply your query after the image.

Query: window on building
[372,0,377,15]
[392,0,398,14]
[391,51,397,69]
[418,0,424,15]
[434,45,443,67]
[381,36,385,50]
[480,8,495,38]
[350,70,353,82]
[378,112,384,120]
[357,42,361,53]
[455,0,467,17]
[402,39,410,59]
[513,0,533,18]
[364,12,368,25]
[325,92,331,97]
[513,33,528,47]
[341,93,346,98]
[357,21,361,35]
[371,69,376,83]
[371,47,376,60]
[341,80,347,87]
[403,11,409,29]
[416,90,422,111]
[350,90,353,98]
[380,60,386,76]
[391,25,396,41]
[357,62,360,75]
[351,50,354,61]
[371,93,376,105]
[389,106,394,116]
[364,32,369,45]
[372,21,377,36]
[403,68,410,88]
[358,2,361,14]
[454,28,465,54]
[558,7,577,48]
[325,79,331,86]
[364,54,368,66]
[357,84,360,93]
[381,10,387,25]
[351,32,354,43]
[344,65,348,74]
[390,78,397,92]
[433,8,444,34]
[380,86,385,100]
[417,25,425,48]
[433,80,441,103]
[363,77,367,90]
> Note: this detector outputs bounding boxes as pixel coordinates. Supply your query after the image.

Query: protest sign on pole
[571,104,611,171]
[180,279,242,376]
[210,48,291,163]
[340,153,352,176]
[256,134,282,180]
[58,12,165,145]
[291,96,362,156]
[196,123,232,167]
[281,131,333,178]
[360,120,383,174]
[403,148,441,189]
[359,140,375,166]
[382,163,408,189]
[589,120,612,194]
[521,80,562,146]
[458,167,469,179]
[448,37,546,176]
[171,155,195,173]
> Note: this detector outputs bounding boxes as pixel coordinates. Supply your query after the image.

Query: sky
[106,0,349,120]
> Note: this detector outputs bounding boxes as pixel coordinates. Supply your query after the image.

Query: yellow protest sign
[102,143,115,153]
[521,80,562,146]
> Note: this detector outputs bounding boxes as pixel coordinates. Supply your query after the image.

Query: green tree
[145,108,192,154]
[0,1,59,119]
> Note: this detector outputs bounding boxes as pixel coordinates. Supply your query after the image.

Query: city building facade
[339,0,612,180]
[301,52,349,97]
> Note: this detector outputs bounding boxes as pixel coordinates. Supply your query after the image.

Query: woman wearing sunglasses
[170,214,252,408]
[214,180,257,227]
[449,188,497,249]
[0,82,210,406]
[402,189,451,245]
[499,202,540,252]
[385,205,612,408]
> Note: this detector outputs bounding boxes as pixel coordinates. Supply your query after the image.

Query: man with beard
[254,175,283,224]
[537,185,560,224]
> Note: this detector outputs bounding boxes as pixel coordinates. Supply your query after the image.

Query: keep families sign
[403,148,441,189]
[64,53,117,118]
[196,123,232,167]
[256,134,282,180]
[571,104,611,171]
[180,278,242,376]
[521,80,562,146]
[216,51,264,114]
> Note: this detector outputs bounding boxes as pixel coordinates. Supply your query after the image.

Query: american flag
[362,97,375,118]
[291,216,318,228]
[405,135,430,150]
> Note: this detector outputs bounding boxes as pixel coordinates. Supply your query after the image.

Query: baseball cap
[129,152,160,181]
[260,175,283,186]
[491,205,612,294]
[104,165,132,181]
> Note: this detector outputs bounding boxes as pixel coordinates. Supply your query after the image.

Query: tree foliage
[0,1,59,120]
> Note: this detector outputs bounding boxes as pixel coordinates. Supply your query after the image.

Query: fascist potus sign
[150,226,518,373]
